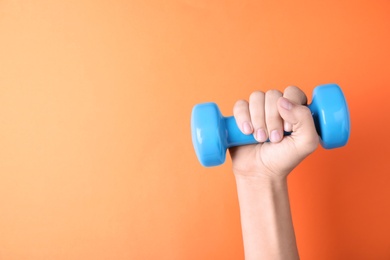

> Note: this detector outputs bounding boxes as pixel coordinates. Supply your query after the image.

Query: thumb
[277,97,319,154]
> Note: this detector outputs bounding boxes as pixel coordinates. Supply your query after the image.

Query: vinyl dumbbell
[191,83,350,167]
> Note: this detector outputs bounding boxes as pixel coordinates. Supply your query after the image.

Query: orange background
[0,0,389,259]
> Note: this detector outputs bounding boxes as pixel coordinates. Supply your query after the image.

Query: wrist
[234,173,288,193]
[233,168,289,184]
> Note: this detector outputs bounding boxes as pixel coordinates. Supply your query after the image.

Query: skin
[230,86,319,260]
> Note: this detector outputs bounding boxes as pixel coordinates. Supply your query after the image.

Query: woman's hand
[229,86,319,180]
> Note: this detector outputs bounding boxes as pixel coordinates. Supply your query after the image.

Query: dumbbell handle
[225,116,257,147]
[223,110,303,147]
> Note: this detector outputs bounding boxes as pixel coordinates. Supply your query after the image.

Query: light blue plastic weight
[191,83,350,167]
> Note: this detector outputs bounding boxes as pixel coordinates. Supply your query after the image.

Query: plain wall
[1,0,389,259]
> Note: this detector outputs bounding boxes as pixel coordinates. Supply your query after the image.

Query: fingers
[283,86,308,132]
[233,86,314,145]
[233,89,284,143]
[265,90,284,142]
[233,99,253,135]
[249,91,267,142]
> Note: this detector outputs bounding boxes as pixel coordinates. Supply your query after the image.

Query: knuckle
[298,105,312,117]
[266,89,282,97]
[233,99,248,114]
[285,85,299,91]
[284,86,307,104]
[284,85,300,94]
[249,91,265,101]
[235,99,247,106]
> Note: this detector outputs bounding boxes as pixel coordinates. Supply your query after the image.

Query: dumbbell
[191,83,350,167]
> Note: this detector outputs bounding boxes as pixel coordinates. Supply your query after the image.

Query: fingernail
[280,98,292,110]
[271,130,281,142]
[256,129,267,142]
[243,122,252,134]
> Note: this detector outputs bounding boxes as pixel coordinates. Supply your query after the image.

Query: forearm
[234,174,299,260]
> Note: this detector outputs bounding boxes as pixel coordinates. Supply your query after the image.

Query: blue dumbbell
[191,83,350,167]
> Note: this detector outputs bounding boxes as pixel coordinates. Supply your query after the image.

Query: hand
[229,86,319,179]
